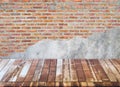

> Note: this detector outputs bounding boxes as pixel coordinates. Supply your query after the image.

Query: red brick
[22,0,29,2]
[74,0,82,2]
[84,0,93,2]
[93,0,102,2]
[22,40,31,42]
[1,0,9,3]
[0,1,119,56]
[11,0,20,2]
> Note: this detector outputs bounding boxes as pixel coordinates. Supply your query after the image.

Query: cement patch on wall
[2,28,120,59]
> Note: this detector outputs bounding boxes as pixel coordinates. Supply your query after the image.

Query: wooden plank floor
[0,59,120,87]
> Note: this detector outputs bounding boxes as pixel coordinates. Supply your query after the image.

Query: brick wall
[0,0,120,56]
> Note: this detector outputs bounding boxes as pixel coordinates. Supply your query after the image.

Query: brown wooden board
[115,59,120,64]
[81,59,93,82]
[105,59,120,82]
[69,59,78,81]
[56,59,63,82]
[16,60,32,82]
[0,59,10,72]
[47,59,56,82]
[39,59,51,86]
[89,59,109,82]
[0,59,120,87]
[94,59,109,81]
[74,59,86,82]
[63,59,70,82]
[89,59,102,82]
[2,59,20,82]
[32,59,44,81]
[110,59,120,73]
[69,59,79,86]
[99,59,117,82]
[0,59,15,81]
[24,59,38,82]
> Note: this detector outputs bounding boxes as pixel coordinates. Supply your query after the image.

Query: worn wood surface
[0,59,120,87]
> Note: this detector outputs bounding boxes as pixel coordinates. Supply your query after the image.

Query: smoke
[4,28,120,59]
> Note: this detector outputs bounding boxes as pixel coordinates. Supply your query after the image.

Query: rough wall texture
[0,0,120,56]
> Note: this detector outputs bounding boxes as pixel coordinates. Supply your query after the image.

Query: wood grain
[81,59,93,82]
[99,59,117,82]
[32,59,44,81]
[63,59,70,82]
[56,59,63,82]
[0,59,15,81]
[105,59,120,82]
[0,59,119,87]
[39,59,51,86]
[16,60,32,82]
[74,59,86,82]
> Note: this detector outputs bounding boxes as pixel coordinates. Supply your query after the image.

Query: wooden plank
[88,60,97,82]
[47,59,56,82]
[102,82,113,86]
[89,59,101,82]
[89,59,102,82]
[74,59,86,82]
[81,59,93,82]
[69,59,79,87]
[115,59,120,64]
[93,59,109,81]
[46,82,55,87]
[63,82,71,87]
[22,82,31,86]
[13,59,22,65]
[0,82,15,87]
[31,82,38,87]
[10,60,24,82]
[39,59,50,82]
[0,59,9,72]
[56,59,63,82]
[71,82,79,87]
[99,59,117,82]
[69,59,78,81]
[63,59,70,82]
[105,59,120,82]
[80,82,88,87]
[112,82,120,86]
[24,59,38,82]
[55,82,63,87]
[1,59,20,82]
[111,59,120,73]
[0,59,15,81]
[0,59,120,87]
[47,59,56,86]
[16,60,32,82]
[13,82,23,87]
[94,82,113,87]
[9,60,22,82]
[39,59,51,86]
[38,82,46,86]
[87,82,95,87]
[32,59,44,81]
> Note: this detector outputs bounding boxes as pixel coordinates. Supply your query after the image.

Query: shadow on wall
[2,28,120,59]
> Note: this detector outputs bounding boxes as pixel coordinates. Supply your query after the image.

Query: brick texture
[0,0,120,56]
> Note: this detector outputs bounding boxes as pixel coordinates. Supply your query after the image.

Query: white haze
[3,28,120,59]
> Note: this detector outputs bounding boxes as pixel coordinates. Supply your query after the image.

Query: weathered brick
[0,1,119,56]
[84,0,93,2]
[22,40,31,42]
[74,0,82,2]
[0,0,9,3]
[22,0,30,2]
[11,0,19,2]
